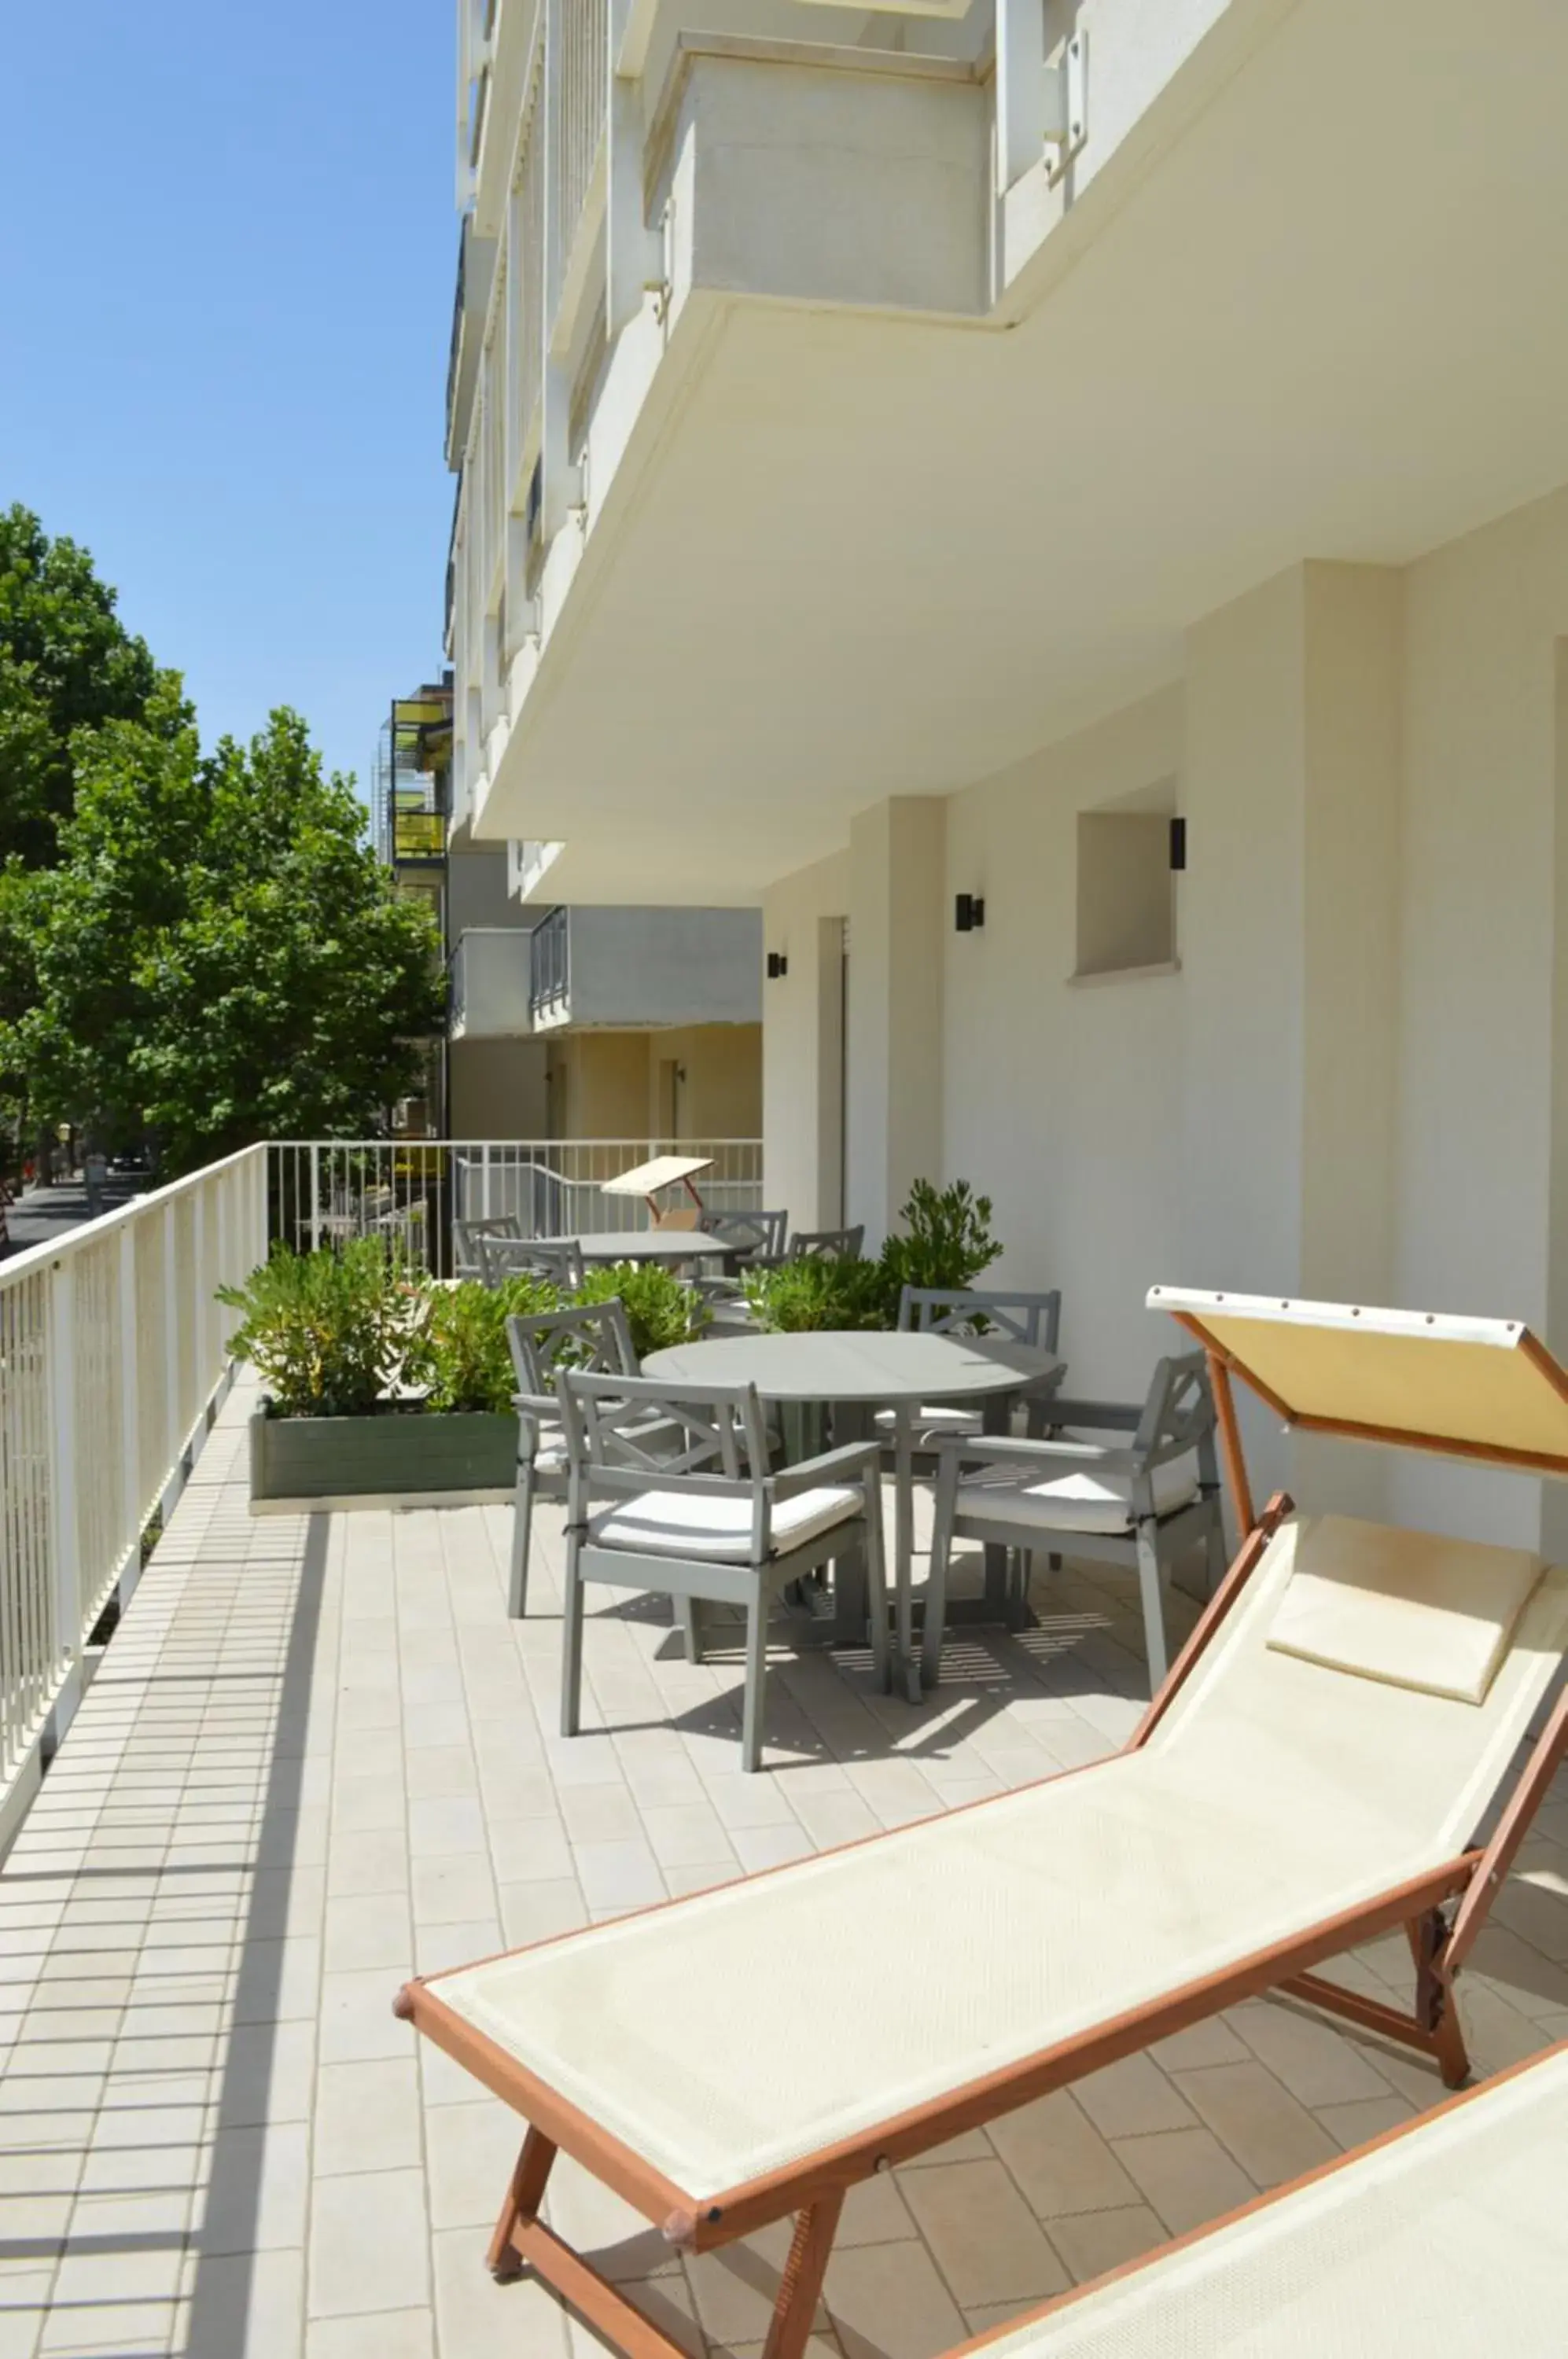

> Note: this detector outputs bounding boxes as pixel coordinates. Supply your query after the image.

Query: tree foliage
[12,703,445,1170]
[0,505,160,866]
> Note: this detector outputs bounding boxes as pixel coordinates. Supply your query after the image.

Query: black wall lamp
[766,951,789,979]
[955,893,985,933]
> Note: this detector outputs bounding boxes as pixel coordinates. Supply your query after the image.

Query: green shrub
[744,1253,894,1333]
[218,1239,418,1419]
[879,1178,999,1302]
[575,1261,709,1358]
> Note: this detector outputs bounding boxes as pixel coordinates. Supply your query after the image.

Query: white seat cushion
[532,1440,569,1475]
[1268,1514,1544,1705]
[957,1456,1199,1536]
[874,1403,984,1441]
[588,1485,860,1563]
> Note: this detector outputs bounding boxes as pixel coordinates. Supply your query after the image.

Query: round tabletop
[536,1231,731,1264]
[643,1328,1061,1404]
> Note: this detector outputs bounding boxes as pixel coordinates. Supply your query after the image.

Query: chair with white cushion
[557,1368,888,1771]
[505,1301,638,1619]
[926,1352,1224,1691]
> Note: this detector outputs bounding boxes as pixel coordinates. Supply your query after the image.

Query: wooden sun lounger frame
[396,1485,1568,2355]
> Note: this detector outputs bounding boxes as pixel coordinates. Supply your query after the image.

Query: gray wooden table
[644,1330,1063,1698]
[534,1231,732,1267]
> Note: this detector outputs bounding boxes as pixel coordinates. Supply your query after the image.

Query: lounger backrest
[1147,1513,1568,1870]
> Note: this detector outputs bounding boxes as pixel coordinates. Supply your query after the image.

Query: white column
[996,0,1044,195]
[606,0,661,337]
[845,798,947,1248]
[540,0,580,538]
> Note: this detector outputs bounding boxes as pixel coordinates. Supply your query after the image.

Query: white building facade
[447,0,1568,1548]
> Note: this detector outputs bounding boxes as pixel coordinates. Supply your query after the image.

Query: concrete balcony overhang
[469,0,1568,900]
[449,928,535,1040]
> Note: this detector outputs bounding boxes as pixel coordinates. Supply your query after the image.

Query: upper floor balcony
[444,0,1568,910]
[528,901,760,1029]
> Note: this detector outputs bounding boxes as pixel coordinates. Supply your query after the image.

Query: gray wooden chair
[454,1213,521,1279]
[926,1352,1225,1694]
[698,1206,790,1264]
[480,1234,586,1290]
[876,1286,1065,1453]
[787,1224,865,1260]
[505,1301,639,1619]
[556,1368,888,1771]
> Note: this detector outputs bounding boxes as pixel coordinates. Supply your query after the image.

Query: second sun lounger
[395,1292,1568,2359]
[943,2039,1568,2357]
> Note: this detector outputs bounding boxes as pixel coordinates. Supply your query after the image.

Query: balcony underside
[474,0,1568,898]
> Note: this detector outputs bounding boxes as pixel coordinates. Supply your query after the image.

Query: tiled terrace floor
[5,1379,1568,2357]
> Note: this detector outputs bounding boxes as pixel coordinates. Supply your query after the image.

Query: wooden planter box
[248,1408,515,1514]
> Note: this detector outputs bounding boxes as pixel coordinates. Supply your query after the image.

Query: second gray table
[644,1330,1063,1696]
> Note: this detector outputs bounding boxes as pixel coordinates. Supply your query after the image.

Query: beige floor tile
[1111,2126,1255,2236]
[898,2160,1069,2312]
[307,2309,435,2358]
[318,1971,413,2066]
[1172,2060,1338,2188]
[196,2118,311,2254]
[425,2100,527,2232]
[558,1785,642,1844]
[326,1831,410,1901]
[431,2226,571,2358]
[825,2239,968,2359]
[487,1817,574,1885]
[1228,1998,1397,2107]
[543,2153,681,2281]
[1148,2015,1250,2074]
[215,2019,318,2129]
[571,1841,664,1912]
[728,1824,817,1874]
[639,1803,732,1868]
[1073,2054,1195,2143]
[184,2246,306,2359]
[410,1857,498,1929]
[1047,2202,1169,2284]
[686,2221,828,2347]
[988,2092,1141,2220]
[1314,2092,1419,2151]
[308,2167,431,2319]
[315,2059,422,2177]
[322,1894,412,1976]
[407,1798,488,1859]
[414,1919,503,1978]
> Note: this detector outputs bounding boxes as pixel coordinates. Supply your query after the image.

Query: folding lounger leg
[1410,1908,1472,2090]
[487,2126,558,2280]
[762,2191,844,2359]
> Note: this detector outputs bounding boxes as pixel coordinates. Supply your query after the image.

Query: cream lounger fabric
[966,2044,1568,2357]
[1268,1514,1544,1706]
[429,1514,1568,2200]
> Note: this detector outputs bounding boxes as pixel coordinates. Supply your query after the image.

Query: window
[1073,790,1180,981]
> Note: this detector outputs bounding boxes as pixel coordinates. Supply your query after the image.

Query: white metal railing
[267,1139,762,1276]
[558,0,608,282]
[0,1145,268,1845]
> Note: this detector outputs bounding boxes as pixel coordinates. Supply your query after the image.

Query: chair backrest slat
[480,1235,587,1290]
[788,1224,865,1262]
[899,1285,1063,1352]
[1136,1352,1217,1458]
[698,1207,789,1261]
[557,1368,770,1493]
[506,1301,639,1399]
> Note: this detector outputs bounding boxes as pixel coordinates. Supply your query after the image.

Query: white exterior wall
[758,488,1568,1548]
[761,851,850,1231]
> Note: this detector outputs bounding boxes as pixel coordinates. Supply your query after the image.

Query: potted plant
[743,1180,1001,1332]
[220,1242,522,1510]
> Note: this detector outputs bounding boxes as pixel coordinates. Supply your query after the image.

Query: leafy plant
[576,1261,709,1358]
[879,1178,999,1303]
[744,1253,894,1333]
[218,1239,418,1419]
[417,1272,566,1413]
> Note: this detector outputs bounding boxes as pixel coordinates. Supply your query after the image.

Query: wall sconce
[955,893,985,933]
[766,951,789,979]
[1169,817,1187,872]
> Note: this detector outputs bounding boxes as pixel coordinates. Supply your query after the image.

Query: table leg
[830,1400,870,1650]
[894,1405,919,1704]
[983,1390,1019,1629]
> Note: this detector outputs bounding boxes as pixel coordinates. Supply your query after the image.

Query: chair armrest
[932,1433,1138,1477]
[1040,1396,1143,1431]
[510,1391,557,1416]
[770,1441,881,1496]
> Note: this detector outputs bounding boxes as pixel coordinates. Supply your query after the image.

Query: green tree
[0,505,160,866]
[14,703,445,1169]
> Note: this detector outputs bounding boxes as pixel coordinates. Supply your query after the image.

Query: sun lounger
[394,1293,1568,2359]
[944,2040,1568,2357]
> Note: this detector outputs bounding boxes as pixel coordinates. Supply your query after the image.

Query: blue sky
[0,2,455,797]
